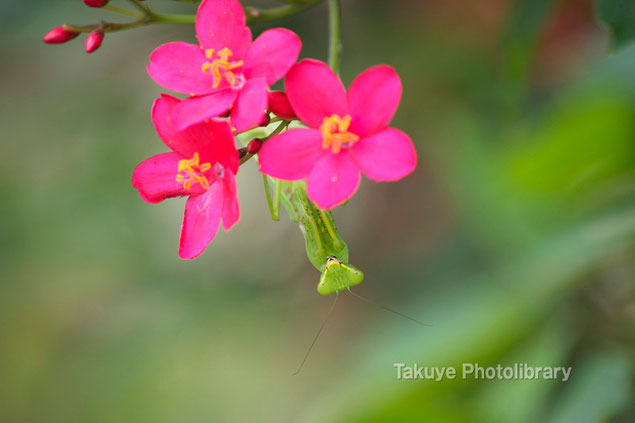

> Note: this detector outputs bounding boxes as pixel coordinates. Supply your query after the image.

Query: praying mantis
[264,178,364,295]
[262,176,426,374]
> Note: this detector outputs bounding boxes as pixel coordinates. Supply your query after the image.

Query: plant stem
[239,120,290,166]
[127,0,151,14]
[327,0,342,73]
[64,19,150,34]
[169,0,324,24]
[245,0,323,24]
[62,1,324,37]
[103,5,144,19]
[150,13,196,24]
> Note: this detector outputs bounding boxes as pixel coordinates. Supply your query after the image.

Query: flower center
[176,152,212,190]
[320,114,359,154]
[201,47,245,89]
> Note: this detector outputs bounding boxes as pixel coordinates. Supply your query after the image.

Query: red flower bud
[268,91,297,120]
[247,139,263,155]
[43,26,79,44]
[83,0,110,6]
[85,30,104,53]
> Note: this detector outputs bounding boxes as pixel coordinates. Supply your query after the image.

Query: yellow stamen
[201,47,244,89]
[176,152,212,190]
[320,114,359,154]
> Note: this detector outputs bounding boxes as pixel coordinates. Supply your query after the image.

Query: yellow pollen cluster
[320,114,359,154]
[201,47,244,89]
[176,152,212,190]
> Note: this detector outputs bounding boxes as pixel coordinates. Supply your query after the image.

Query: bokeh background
[1,0,634,422]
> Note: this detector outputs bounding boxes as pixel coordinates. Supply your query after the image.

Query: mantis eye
[346,265,364,286]
[317,280,334,296]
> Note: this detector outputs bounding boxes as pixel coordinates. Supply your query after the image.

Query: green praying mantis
[264,178,364,295]
[263,177,427,373]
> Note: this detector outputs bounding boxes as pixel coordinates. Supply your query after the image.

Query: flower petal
[169,89,237,131]
[285,59,348,128]
[307,152,361,210]
[179,181,224,259]
[222,170,240,231]
[351,127,417,181]
[258,128,326,180]
[348,65,402,137]
[207,120,240,175]
[132,152,205,204]
[243,28,302,85]
[195,0,252,59]
[152,94,239,173]
[147,42,216,95]
[268,91,297,120]
[230,78,268,132]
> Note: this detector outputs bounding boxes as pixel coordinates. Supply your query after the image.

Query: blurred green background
[1,0,634,422]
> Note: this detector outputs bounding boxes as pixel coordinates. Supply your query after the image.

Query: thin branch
[127,0,151,14]
[102,5,144,19]
[245,0,323,24]
[61,1,324,38]
[327,0,342,73]
[239,121,290,166]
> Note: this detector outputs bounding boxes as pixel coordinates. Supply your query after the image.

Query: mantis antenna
[346,288,431,327]
[293,292,340,375]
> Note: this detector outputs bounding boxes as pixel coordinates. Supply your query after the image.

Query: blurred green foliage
[0,1,633,422]
[597,0,635,48]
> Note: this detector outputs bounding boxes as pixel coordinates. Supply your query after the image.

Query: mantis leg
[273,178,282,221]
[296,188,325,259]
[319,209,344,250]
[262,176,280,221]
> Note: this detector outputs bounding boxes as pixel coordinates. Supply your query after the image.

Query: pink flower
[258,59,417,209]
[147,0,301,132]
[132,94,240,259]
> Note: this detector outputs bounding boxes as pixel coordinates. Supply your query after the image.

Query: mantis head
[317,256,364,296]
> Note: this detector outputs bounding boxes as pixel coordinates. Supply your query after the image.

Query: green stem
[239,120,290,166]
[64,19,150,34]
[62,1,324,38]
[127,0,151,14]
[245,0,323,24]
[326,0,342,73]
[169,0,324,24]
[150,13,197,24]
[103,5,143,19]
